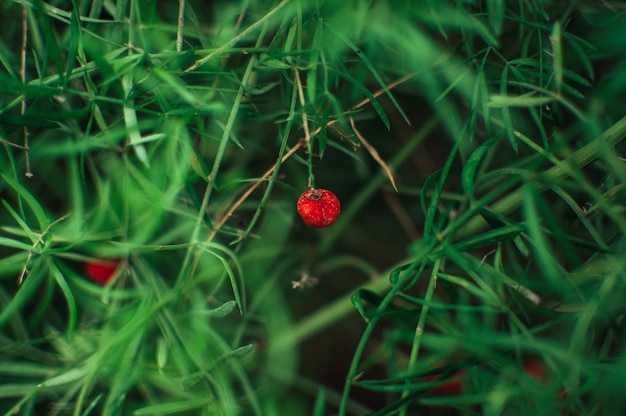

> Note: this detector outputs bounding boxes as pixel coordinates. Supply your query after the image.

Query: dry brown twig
[18,213,69,285]
[176,0,185,52]
[293,67,314,188]
[349,116,398,192]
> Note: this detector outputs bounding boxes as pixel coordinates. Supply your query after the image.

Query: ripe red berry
[296,189,341,228]
[423,361,465,396]
[522,359,546,383]
[84,258,120,285]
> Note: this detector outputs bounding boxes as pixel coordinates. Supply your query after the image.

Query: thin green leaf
[133,399,214,415]
[0,259,45,328]
[0,251,29,273]
[325,22,410,128]
[65,1,81,85]
[434,71,467,103]
[203,300,237,318]
[35,0,65,85]
[0,383,38,398]
[551,21,563,93]
[499,67,517,152]
[468,15,499,47]
[307,47,320,106]
[487,0,504,36]
[335,70,390,130]
[122,73,149,167]
[47,260,77,339]
[351,290,370,323]
[420,169,441,220]
[509,58,591,87]
[505,81,586,120]
[258,54,292,69]
[103,330,144,415]
[37,366,88,388]
[442,223,526,255]
[214,119,244,149]
[151,66,201,107]
[462,134,500,200]
[488,93,554,108]
[312,388,326,416]
[200,243,245,315]
[0,37,17,78]
[564,35,594,81]
[229,344,254,358]
[424,143,458,238]
[522,184,562,286]
[0,361,58,377]
[0,236,36,252]
[470,48,492,142]
[1,174,49,232]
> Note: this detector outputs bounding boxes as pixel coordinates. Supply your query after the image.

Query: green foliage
[2,0,626,415]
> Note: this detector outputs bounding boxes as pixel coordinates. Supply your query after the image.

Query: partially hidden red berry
[423,361,465,396]
[84,258,120,285]
[522,359,546,383]
[296,188,341,228]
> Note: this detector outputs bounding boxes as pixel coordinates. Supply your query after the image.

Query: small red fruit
[522,359,546,383]
[84,258,120,285]
[296,189,341,228]
[423,361,465,396]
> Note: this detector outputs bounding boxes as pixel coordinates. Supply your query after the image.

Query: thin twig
[21,4,32,178]
[18,213,70,285]
[294,68,311,143]
[207,139,305,242]
[293,67,314,187]
[234,1,248,32]
[176,0,185,52]
[350,116,398,192]
[346,71,417,113]
[0,139,27,150]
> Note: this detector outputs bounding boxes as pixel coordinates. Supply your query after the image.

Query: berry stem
[294,66,315,189]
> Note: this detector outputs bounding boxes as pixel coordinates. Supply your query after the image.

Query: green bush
[2,1,626,415]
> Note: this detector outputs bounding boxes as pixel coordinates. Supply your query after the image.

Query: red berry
[523,359,546,383]
[424,361,465,396]
[296,189,341,228]
[84,258,120,285]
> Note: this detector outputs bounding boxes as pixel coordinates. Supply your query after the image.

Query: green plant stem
[177,32,267,296]
[295,67,315,188]
[399,258,441,416]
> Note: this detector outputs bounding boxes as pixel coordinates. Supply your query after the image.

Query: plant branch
[176,0,185,52]
[21,4,32,178]
[350,116,398,192]
[293,67,315,188]
[207,72,420,241]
